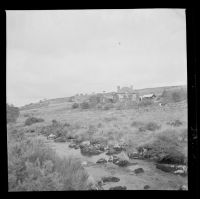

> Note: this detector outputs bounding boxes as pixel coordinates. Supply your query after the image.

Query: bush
[131,121,160,131]
[138,99,153,107]
[137,129,187,164]
[161,89,187,103]
[144,122,161,131]
[25,117,44,126]
[8,134,90,191]
[72,103,79,109]
[40,121,68,138]
[7,104,20,123]
[103,103,113,110]
[80,102,90,109]
[167,119,183,127]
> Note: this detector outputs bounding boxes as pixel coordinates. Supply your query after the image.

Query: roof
[142,93,156,98]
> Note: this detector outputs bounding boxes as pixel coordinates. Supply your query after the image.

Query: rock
[106,148,121,155]
[144,185,150,190]
[113,144,123,151]
[109,186,127,190]
[128,152,140,159]
[114,159,130,167]
[96,158,107,164]
[81,161,87,166]
[47,133,56,140]
[80,140,90,147]
[134,168,144,174]
[156,163,176,173]
[69,143,77,148]
[54,136,67,142]
[179,185,188,190]
[102,176,120,183]
[80,145,103,156]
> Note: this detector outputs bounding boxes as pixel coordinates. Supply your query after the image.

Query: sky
[6,9,187,107]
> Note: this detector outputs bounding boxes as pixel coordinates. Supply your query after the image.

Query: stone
[128,152,140,159]
[106,148,121,155]
[54,136,67,142]
[109,186,127,190]
[81,161,87,166]
[179,185,188,190]
[156,163,176,173]
[114,159,130,167]
[96,158,107,164]
[134,168,144,174]
[102,176,120,183]
[144,185,150,190]
[80,145,103,156]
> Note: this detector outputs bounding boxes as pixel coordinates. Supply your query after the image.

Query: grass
[19,95,187,165]
[7,128,90,191]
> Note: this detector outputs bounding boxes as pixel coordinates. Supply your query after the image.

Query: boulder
[109,186,127,190]
[134,168,144,174]
[80,145,103,156]
[114,159,130,167]
[81,161,87,166]
[80,140,90,147]
[102,176,120,183]
[54,136,67,142]
[69,143,77,148]
[179,185,188,190]
[144,185,150,190]
[47,133,56,140]
[128,152,140,159]
[96,158,107,164]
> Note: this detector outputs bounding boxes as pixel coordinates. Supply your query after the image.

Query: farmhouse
[116,86,139,102]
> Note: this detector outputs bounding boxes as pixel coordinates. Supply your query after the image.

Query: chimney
[130,85,133,90]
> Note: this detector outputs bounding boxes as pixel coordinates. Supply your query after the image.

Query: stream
[36,134,187,190]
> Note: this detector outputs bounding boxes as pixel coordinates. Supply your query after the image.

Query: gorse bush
[7,129,90,191]
[25,117,44,126]
[72,103,79,109]
[137,129,187,164]
[137,99,153,107]
[80,102,90,109]
[7,104,20,123]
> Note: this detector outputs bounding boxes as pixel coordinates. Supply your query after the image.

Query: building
[139,93,156,101]
[116,85,139,102]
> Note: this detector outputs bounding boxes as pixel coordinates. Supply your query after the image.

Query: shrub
[103,103,113,110]
[138,99,153,107]
[132,121,160,131]
[144,122,161,131]
[8,135,90,191]
[25,117,44,126]
[7,104,20,123]
[131,121,144,127]
[72,103,79,109]
[137,129,186,164]
[167,119,183,127]
[80,102,90,109]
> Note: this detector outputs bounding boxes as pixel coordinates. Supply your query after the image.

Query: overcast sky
[6,9,187,107]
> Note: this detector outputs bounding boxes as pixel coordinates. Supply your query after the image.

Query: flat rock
[96,158,107,164]
[134,168,144,174]
[109,186,127,190]
[102,176,120,183]
[144,185,150,190]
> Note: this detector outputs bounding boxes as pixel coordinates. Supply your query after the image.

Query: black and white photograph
[6,9,188,191]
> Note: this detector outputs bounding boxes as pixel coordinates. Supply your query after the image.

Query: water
[37,135,187,190]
